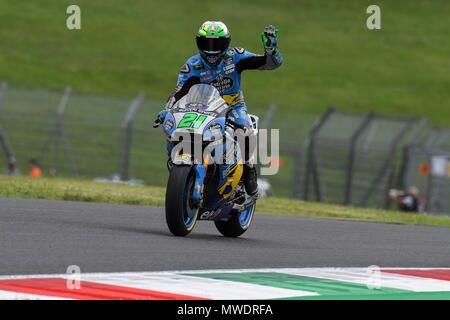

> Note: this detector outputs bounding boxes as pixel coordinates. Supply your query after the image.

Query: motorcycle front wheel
[165,165,199,236]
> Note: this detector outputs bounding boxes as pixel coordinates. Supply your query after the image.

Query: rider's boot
[243,164,259,199]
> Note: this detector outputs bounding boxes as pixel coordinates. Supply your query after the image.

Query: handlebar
[226,118,245,130]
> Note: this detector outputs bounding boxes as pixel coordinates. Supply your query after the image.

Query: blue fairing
[203,118,225,140]
[199,194,234,221]
[163,113,176,136]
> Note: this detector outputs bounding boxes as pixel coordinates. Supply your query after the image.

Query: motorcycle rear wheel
[214,204,255,237]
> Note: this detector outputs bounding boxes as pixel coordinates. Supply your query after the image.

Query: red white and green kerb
[0,268,449,300]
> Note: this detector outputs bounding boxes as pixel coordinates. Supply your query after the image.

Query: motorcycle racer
[155,21,283,198]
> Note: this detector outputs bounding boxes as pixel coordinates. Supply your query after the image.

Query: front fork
[192,163,206,207]
[167,140,209,207]
[192,155,210,207]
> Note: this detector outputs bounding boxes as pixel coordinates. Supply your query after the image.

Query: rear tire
[165,166,198,236]
[214,204,255,237]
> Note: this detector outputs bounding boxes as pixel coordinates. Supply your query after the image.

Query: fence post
[0,123,14,163]
[359,116,417,208]
[260,103,276,129]
[39,86,77,177]
[344,111,376,205]
[0,81,16,167]
[382,117,419,209]
[0,81,7,113]
[424,150,434,213]
[396,117,429,190]
[303,106,336,201]
[118,92,145,181]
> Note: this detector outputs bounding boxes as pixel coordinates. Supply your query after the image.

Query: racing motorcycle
[155,84,258,237]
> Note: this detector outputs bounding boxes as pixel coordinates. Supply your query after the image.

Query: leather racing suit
[165,47,283,156]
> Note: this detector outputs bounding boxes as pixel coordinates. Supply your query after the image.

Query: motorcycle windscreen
[175,84,228,112]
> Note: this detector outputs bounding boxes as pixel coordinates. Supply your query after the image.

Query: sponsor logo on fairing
[164,118,174,130]
[173,107,216,117]
[199,208,222,220]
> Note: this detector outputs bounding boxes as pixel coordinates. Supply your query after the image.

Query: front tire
[165,166,198,236]
[214,204,255,237]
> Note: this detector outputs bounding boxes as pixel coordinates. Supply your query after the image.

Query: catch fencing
[0,80,448,216]
[0,81,167,186]
[400,127,450,215]
[0,81,284,190]
[276,105,449,216]
[287,107,420,209]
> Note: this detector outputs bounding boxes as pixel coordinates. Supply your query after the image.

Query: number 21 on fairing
[178,113,207,128]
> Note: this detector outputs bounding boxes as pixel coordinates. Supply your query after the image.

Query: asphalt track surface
[0,197,449,275]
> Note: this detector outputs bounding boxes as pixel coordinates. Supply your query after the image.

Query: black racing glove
[153,109,168,128]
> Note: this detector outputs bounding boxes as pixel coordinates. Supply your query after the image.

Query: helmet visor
[196,36,230,53]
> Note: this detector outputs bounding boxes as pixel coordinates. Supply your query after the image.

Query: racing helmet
[196,21,231,67]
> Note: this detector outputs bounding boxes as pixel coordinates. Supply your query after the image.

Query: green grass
[0,0,449,125]
[0,176,165,206]
[1,176,449,227]
[0,1,449,201]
